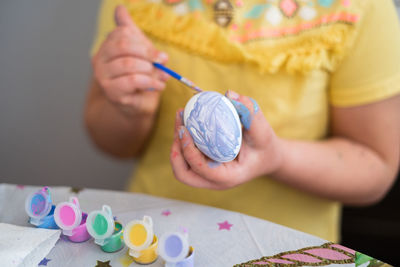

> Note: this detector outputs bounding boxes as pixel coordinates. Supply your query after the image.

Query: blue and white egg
[183,91,242,163]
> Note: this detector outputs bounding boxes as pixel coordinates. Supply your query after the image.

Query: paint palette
[184,91,242,162]
[25,186,53,226]
[86,205,115,246]
[123,216,154,257]
[159,231,190,263]
[54,197,83,236]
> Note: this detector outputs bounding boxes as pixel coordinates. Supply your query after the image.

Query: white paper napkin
[0,223,61,267]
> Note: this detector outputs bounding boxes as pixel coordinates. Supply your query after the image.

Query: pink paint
[330,244,356,255]
[60,206,76,226]
[68,213,90,243]
[282,253,321,263]
[305,248,351,260]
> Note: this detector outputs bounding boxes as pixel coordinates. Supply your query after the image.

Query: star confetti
[218,220,233,230]
[161,210,171,216]
[95,260,112,267]
[39,258,51,266]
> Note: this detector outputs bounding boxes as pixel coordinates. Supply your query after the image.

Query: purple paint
[60,206,76,226]
[185,92,241,162]
[179,128,185,139]
[208,161,221,168]
[165,235,183,257]
[31,194,46,215]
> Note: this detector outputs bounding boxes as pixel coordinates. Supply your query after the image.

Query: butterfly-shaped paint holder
[25,186,59,229]
[54,197,90,242]
[86,205,124,253]
[159,229,194,267]
[123,216,158,264]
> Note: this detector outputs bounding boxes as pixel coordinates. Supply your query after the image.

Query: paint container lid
[123,216,154,251]
[25,186,53,226]
[86,205,115,246]
[54,197,82,236]
[159,229,189,263]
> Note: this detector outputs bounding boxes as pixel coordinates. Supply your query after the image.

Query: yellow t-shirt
[91,0,400,242]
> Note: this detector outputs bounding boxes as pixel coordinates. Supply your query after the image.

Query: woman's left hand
[170,90,284,190]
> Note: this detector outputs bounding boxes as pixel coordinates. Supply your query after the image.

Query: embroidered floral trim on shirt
[231,12,359,43]
[125,0,370,73]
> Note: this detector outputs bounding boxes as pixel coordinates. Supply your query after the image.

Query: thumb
[225,90,259,131]
[225,90,272,146]
[114,5,135,28]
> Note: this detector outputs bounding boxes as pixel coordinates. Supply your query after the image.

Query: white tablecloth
[0,184,363,267]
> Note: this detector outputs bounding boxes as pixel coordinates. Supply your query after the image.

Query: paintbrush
[153,62,203,93]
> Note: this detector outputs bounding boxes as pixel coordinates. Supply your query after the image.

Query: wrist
[262,136,287,179]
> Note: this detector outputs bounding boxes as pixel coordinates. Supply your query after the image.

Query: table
[0,184,387,267]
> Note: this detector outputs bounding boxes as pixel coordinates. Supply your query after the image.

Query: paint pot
[86,205,124,252]
[54,197,90,242]
[25,186,58,229]
[159,230,194,267]
[123,216,158,264]
[101,222,124,253]
[184,91,242,163]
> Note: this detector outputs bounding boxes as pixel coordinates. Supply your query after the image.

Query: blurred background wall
[0,0,134,190]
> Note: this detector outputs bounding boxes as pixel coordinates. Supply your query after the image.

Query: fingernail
[179,111,183,119]
[226,90,240,100]
[231,99,252,130]
[155,52,168,63]
[178,127,185,139]
[250,97,259,113]
[147,87,155,91]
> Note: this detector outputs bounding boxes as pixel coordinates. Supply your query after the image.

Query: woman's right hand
[92,5,169,117]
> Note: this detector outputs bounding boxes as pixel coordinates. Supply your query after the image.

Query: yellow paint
[132,235,158,264]
[119,251,134,267]
[130,224,147,246]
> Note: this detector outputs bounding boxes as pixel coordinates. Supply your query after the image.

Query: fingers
[97,57,152,79]
[99,35,157,63]
[174,108,184,139]
[173,110,216,177]
[104,73,166,95]
[176,124,234,183]
[225,90,260,130]
[170,128,223,190]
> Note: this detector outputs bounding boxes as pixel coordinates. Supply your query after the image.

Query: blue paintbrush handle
[153,62,181,80]
[153,62,202,93]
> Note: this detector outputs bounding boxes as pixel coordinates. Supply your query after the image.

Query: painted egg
[183,91,242,163]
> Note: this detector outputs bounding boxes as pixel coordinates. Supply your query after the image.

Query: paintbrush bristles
[180,77,203,93]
